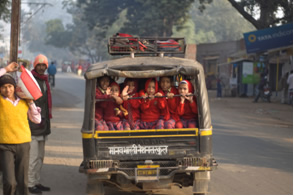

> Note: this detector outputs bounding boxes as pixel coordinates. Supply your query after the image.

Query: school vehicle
[79,36,217,194]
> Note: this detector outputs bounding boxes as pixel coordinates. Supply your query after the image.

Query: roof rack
[108,34,186,55]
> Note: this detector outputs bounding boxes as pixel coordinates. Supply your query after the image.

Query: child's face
[160,77,171,92]
[126,81,135,93]
[110,85,120,96]
[99,77,110,90]
[146,81,156,95]
[178,83,189,95]
[0,84,15,99]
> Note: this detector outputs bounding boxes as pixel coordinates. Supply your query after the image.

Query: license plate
[137,165,159,176]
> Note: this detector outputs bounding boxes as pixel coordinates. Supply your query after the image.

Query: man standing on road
[48,61,57,88]
[287,70,293,105]
[28,54,52,194]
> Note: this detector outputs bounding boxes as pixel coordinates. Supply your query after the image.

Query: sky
[0,0,72,55]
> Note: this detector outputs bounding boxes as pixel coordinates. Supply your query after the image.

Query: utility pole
[10,0,21,63]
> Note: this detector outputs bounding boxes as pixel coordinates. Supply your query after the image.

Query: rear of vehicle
[80,37,217,194]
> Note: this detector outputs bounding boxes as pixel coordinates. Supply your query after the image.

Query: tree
[0,0,10,22]
[77,0,194,37]
[199,0,293,29]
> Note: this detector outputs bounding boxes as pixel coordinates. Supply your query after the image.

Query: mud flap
[192,171,210,195]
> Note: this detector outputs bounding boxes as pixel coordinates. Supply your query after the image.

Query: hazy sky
[0,0,72,49]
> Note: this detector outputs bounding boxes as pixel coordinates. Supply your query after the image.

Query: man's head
[0,74,16,99]
[34,54,48,75]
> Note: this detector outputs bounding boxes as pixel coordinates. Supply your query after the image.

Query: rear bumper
[79,158,217,182]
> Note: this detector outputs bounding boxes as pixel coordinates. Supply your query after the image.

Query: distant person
[77,65,83,76]
[0,62,41,195]
[28,54,52,194]
[216,76,223,98]
[279,72,289,104]
[48,61,57,87]
[287,70,293,105]
[253,73,266,103]
[66,65,72,73]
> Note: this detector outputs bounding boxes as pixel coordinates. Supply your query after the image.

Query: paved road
[3,72,290,195]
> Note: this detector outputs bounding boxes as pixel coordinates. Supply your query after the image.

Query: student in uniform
[139,78,167,129]
[101,82,124,130]
[158,76,180,129]
[121,78,141,130]
[176,80,198,128]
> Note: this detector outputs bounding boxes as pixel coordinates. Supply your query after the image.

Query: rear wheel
[86,180,105,195]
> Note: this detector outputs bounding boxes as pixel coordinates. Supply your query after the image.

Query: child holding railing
[176,80,198,128]
[101,82,124,130]
[139,78,166,129]
[158,76,180,129]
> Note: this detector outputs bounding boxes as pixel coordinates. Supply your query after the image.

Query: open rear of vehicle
[79,36,217,194]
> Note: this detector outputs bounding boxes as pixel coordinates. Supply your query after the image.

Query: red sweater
[140,96,166,122]
[122,92,141,121]
[177,96,198,120]
[101,101,122,123]
[159,87,179,121]
[95,87,111,120]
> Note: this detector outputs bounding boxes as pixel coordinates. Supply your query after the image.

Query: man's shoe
[36,184,51,191]
[28,186,42,194]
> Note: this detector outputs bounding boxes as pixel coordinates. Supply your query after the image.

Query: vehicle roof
[84,56,203,79]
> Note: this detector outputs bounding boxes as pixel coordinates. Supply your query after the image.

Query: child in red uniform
[101,82,124,130]
[159,76,180,129]
[176,80,198,128]
[139,78,166,129]
[95,76,111,130]
[121,78,141,130]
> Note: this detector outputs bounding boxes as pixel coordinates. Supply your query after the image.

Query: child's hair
[159,76,173,83]
[97,75,112,87]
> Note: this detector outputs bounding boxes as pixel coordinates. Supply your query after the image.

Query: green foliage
[45,19,72,48]
[77,0,194,37]
[0,0,10,22]
[200,0,293,29]
[173,0,255,44]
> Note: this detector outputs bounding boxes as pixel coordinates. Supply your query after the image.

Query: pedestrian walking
[0,62,41,195]
[253,73,266,103]
[287,70,293,105]
[28,54,53,194]
[216,76,223,98]
[48,61,57,87]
